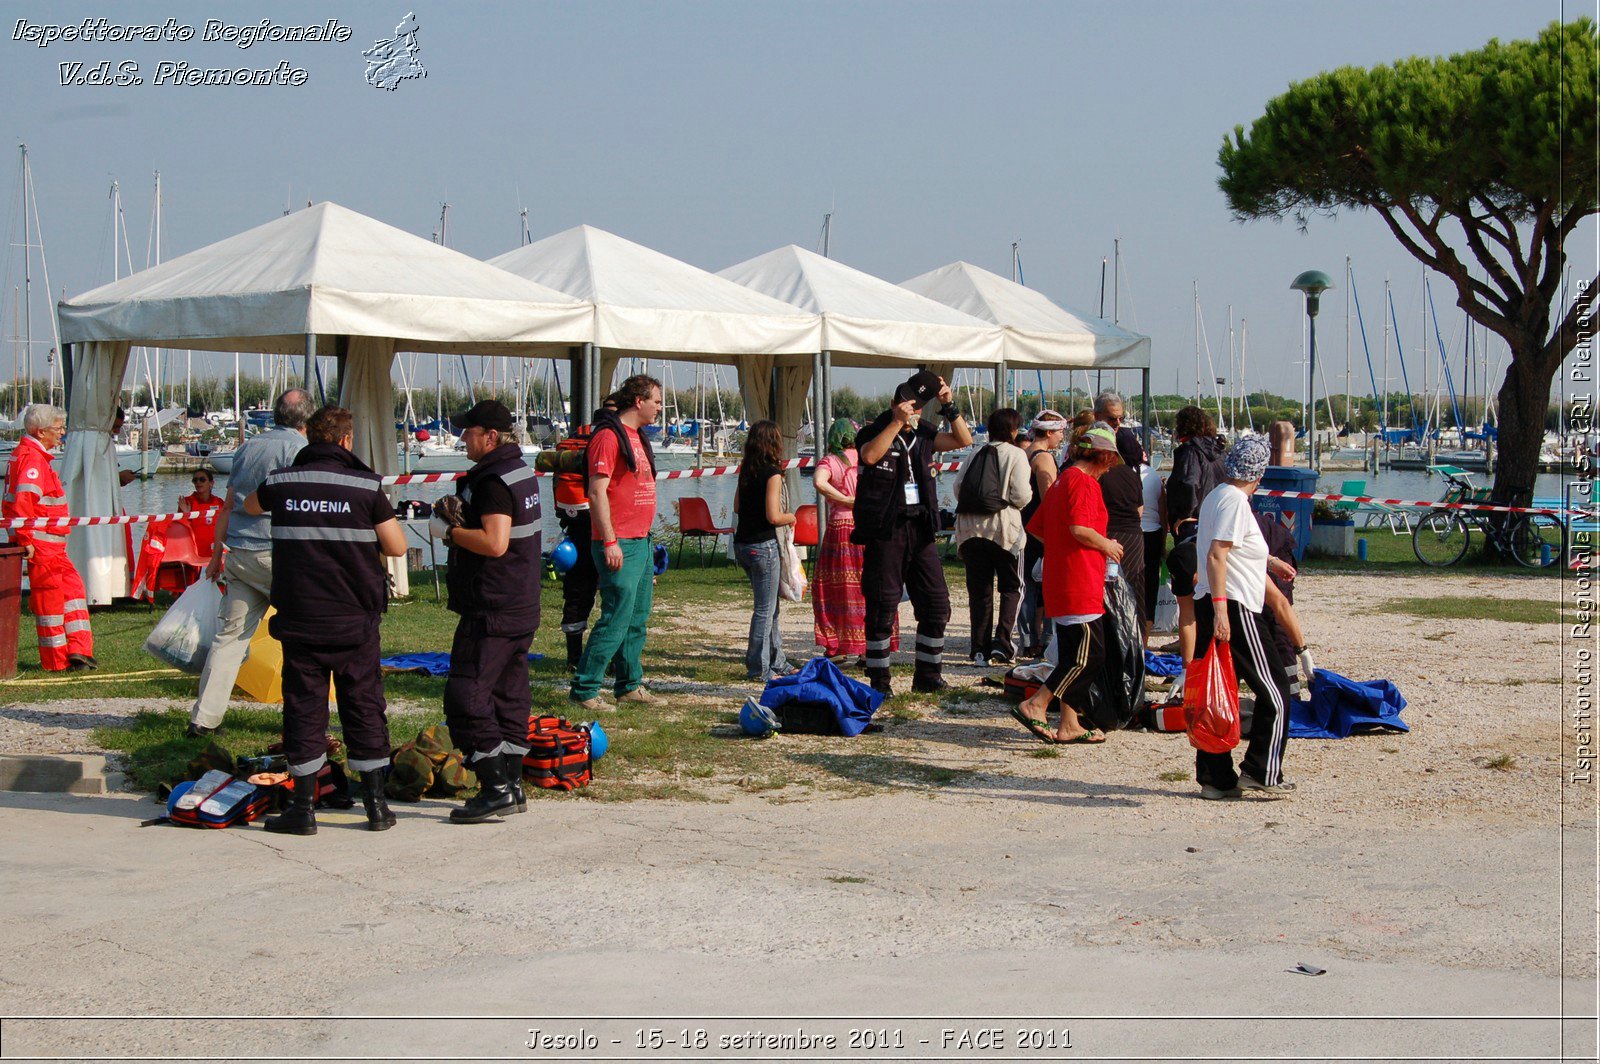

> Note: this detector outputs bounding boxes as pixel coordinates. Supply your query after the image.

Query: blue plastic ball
[586,721,609,760]
[551,538,579,574]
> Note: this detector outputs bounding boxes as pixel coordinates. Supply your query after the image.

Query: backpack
[955,444,1006,515]
[522,715,593,791]
[165,770,271,828]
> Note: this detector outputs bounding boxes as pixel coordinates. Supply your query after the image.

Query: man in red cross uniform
[3,404,95,671]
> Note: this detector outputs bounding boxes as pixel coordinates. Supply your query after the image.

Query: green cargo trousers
[570,537,654,701]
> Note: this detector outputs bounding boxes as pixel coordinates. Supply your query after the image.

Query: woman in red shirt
[1014,424,1125,744]
[180,469,223,558]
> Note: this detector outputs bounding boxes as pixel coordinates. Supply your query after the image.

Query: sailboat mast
[1344,255,1352,428]
[1192,282,1201,406]
[1381,276,1391,439]
[20,146,33,407]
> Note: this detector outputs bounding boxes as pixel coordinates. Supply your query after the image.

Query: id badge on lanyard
[898,436,921,505]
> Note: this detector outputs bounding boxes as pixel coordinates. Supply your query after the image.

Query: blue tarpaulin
[380,652,544,676]
[1144,651,1184,678]
[1288,669,1409,739]
[759,657,885,737]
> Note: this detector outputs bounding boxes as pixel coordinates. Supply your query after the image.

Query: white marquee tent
[54,202,594,603]
[488,225,823,432]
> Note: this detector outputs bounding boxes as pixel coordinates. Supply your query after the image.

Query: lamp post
[1291,270,1334,471]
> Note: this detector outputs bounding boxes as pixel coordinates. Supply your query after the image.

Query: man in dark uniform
[245,406,409,836]
[430,400,543,824]
[853,371,972,695]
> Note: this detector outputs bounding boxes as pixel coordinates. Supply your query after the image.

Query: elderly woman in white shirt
[952,408,1034,666]
[1191,434,1304,802]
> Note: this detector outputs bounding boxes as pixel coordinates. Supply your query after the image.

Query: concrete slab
[0,753,123,794]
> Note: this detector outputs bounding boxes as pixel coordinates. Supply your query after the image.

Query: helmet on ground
[738,698,780,738]
[551,538,579,574]
[653,543,669,576]
[585,721,609,760]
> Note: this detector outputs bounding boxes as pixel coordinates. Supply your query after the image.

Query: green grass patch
[1483,753,1517,771]
[1301,528,1564,576]
[825,875,868,884]
[1157,769,1189,782]
[1368,595,1565,625]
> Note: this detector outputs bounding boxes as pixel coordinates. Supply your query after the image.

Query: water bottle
[1106,560,1121,582]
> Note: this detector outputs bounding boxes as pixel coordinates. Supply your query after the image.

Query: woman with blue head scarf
[811,417,896,660]
[1189,433,1298,801]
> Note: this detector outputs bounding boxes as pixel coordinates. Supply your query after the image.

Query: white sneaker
[971,652,988,668]
[1238,774,1295,799]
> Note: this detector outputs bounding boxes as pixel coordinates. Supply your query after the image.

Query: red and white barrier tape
[3,470,1590,529]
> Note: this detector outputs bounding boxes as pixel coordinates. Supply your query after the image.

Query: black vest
[447,442,542,632]
[260,443,390,643]
[851,411,940,543]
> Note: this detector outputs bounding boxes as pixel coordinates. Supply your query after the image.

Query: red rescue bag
[1184,640,1241,754]
[522,715,593,791]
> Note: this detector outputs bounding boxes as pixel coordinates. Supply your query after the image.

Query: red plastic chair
[153,520,208,595]
[677,497,734,567]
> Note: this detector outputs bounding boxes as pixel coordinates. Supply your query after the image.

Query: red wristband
[604,539,619,547]
[1212,595,1228,603]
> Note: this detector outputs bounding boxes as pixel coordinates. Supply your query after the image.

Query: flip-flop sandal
[1008,706,1057,743]
[1061,728,1107,745]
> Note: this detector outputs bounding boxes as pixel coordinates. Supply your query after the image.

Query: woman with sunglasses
[181,469,224,559]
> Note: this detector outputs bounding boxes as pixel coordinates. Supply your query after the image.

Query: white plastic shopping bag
[776,524,808,602]
[143,578,224,673]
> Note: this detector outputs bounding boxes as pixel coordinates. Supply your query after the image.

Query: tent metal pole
[1141,368,1151,453]
[61,342,73,414]
[303,332,316,389]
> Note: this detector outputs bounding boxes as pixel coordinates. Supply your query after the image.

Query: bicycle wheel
[1413,511,1472,567]
[1509,513,1566,569]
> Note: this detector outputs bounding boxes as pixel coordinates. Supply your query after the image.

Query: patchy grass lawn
[1366,594,1567,626]
[1300,527,1565,576]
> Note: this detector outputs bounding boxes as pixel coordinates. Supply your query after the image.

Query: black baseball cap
[454,399,514,433]
[894,370,942,409]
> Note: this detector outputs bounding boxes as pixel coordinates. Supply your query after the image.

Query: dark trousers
[281,629,390,776]
[1142,529,1166,624]
[1042,618,1104,711]
[443,615,535,760]
[1192,596,1291,789]
[558,510,600,636]
[960,537,1021,659]
[861,514,949,685]
[1111,526,1146,625]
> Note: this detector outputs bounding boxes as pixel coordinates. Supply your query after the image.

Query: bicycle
[1411,467,1566,568]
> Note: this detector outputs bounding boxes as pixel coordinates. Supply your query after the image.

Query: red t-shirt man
[1026,465,1108,620]
[586,423,657,540]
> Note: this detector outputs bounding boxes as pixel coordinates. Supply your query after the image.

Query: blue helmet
[550,538,580,574]
[585,720,609,760]
[738,697,780,738]
[653,543,669,576]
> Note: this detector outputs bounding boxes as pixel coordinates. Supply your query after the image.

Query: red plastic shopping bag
[1184,639,1241,753]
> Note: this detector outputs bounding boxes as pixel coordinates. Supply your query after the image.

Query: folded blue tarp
[1289,668,1409,739]
[1144,651,1184,678]
[380,652,544,676]
[759,657,885,737]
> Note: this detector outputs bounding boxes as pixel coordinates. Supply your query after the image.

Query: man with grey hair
[186,389,313,738]
[3,403,95,671]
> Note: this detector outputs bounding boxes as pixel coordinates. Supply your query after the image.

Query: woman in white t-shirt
[1191,435,1298,801]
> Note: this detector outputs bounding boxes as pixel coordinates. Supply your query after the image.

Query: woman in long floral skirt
[811,418,897,660]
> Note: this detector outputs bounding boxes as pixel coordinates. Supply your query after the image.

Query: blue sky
[0,0,1587,409]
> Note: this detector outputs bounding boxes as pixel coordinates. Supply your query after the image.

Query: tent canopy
[489,225,820,362]
[716,245,1003,367]
[58,201,593,355]
[900,261,1150,370]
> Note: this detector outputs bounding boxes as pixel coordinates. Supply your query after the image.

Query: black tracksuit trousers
[1192,596,1291,789]
[443,615,535,761]
[281,629,391,777]
[862,513,949,687]
[559,509,601,664]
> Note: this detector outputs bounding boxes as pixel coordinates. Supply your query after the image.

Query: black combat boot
[502,750,527,814]
[449,752,518,824]
[263,771,319,836]
[565,632,584,670]
[360,767,397,832]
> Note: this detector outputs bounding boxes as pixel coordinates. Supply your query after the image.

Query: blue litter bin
[1252,466,1318,562]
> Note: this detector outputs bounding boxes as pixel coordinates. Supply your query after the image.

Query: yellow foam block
[234,607,333,705]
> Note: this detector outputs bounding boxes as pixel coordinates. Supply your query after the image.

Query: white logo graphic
[26,468,39,479]
[363,12,425,91]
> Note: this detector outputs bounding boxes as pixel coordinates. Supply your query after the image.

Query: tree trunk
[1485,339,1558,561]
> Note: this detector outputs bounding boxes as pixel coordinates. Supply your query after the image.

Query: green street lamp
[1291,269,1334,471]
